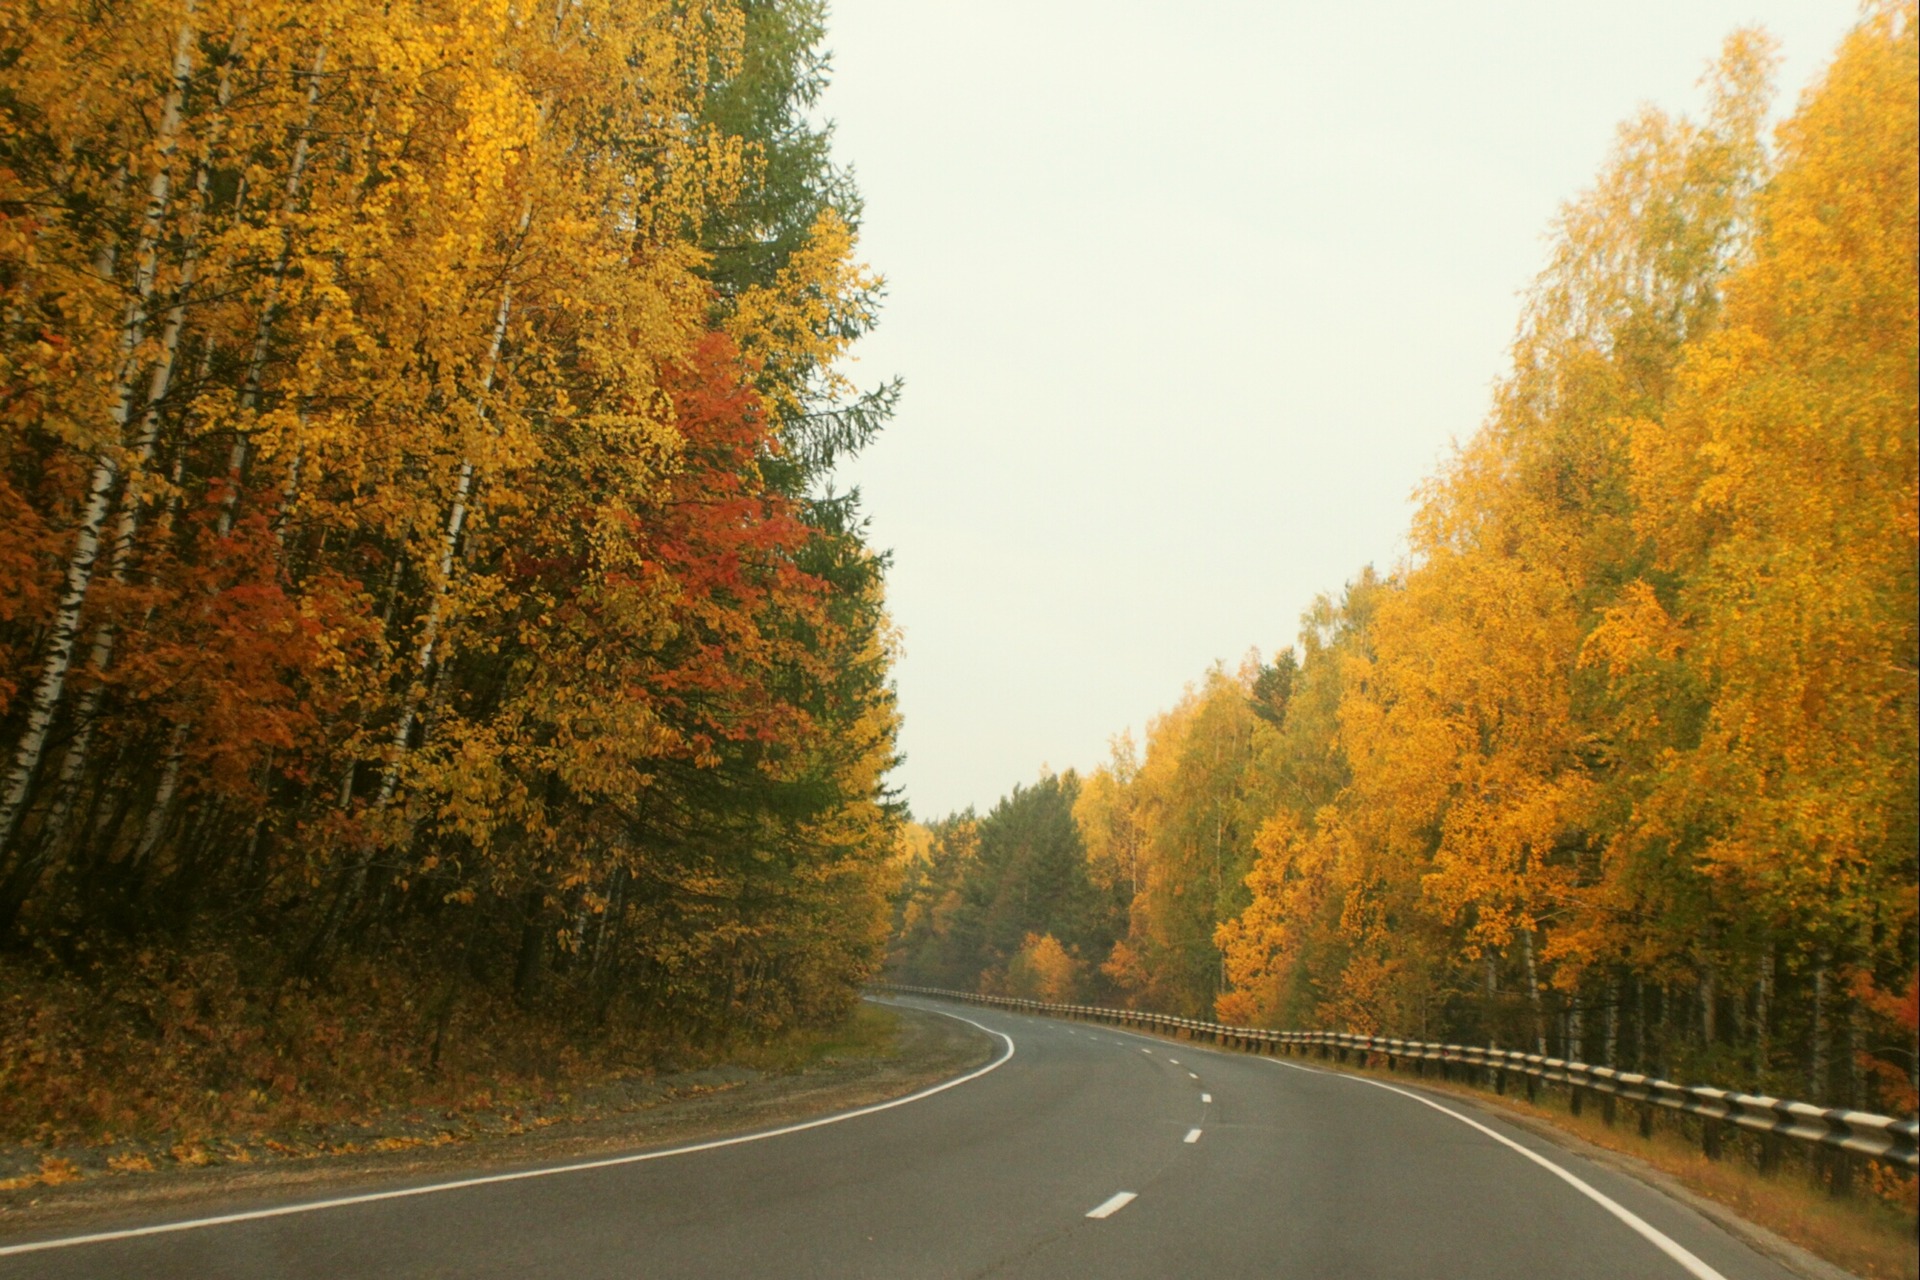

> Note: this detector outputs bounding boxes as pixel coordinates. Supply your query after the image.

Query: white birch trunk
[33,53,237,860]
[1635,977,1647,1071]
[273,406,310,550]
[311,204,531,961]
[1483,952,1497,1049]
[372,265,520,808]
[1810,948,1830,1102]
[217,45,328,539]
[132,41,307,864]
[0,17,196,859]
[1521,927,1546,1055]
[36,261,200,849]
[1846,999,1864,1109]
[1604,973,1620,1067]
[130,722,191,869]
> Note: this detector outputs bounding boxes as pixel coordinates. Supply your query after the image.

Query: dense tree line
[889,773,1116,998]
[0,0,900,1109]
[893,10,1916,1114]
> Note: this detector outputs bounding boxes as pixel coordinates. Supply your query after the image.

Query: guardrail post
[1570,1086,1584,1118]
[1601,1093,1616,1127]
[1525,1072,1538,1103]
[1638,1103,1654,1139]
[1701,1118,1722,1161]
[1493,1066,1506,1095]
[1758,1132,1781,1175]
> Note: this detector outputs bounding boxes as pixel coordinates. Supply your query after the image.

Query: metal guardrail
[881,984,1919,1172]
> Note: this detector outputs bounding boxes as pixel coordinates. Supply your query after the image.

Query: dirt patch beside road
[0,1000,993,1244]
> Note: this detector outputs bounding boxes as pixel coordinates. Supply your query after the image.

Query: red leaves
[618,331,832,753]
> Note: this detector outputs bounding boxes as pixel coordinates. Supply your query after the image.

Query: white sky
[820,1,1859,820]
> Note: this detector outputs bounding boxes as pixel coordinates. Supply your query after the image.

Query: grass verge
[0,999,992,1242]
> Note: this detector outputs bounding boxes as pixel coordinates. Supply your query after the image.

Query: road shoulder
[0,1001,994,1245]
[1236,1040,1867,1280]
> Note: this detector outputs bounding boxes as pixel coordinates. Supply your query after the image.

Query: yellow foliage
[1006,933,1080,1004]
[1617,2,1918,939]
[1209,14,1917,1102]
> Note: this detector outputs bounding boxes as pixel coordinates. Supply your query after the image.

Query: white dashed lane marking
[1086,1192,1138,1219]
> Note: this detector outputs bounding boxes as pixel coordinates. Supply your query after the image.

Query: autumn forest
[1,0,902,1137]
[0,0,1914,1171]
[893,12,1918,1121]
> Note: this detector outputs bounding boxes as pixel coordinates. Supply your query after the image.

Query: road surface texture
[1,995,1816,1279]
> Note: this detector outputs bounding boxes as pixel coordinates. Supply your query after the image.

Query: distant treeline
[0,0,898,1134]
[892,11,1917,1115]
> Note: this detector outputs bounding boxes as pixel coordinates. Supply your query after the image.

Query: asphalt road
[2,996,1812,1279]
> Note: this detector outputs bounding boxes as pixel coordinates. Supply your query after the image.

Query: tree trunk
[1484,952,1498,1049]
[373,216,525,807]
[1657,983,1673,1077]
[514,883,548,1004]
[1810,948,1830,1103]
[0,17,197,861]
[1846,995,1864,1109]
[88,40,315,915]
[217,45,328,539]
[1604,972,1619,1067]
[29,114,224,873]
[307,207,529,964]
[1730,962,1749,1046]
[1521,927,1546,1055]
[1634,976,1647,1072]
[129,721,191,873]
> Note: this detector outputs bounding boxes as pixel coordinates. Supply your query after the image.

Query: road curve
[2,996,1808,1279]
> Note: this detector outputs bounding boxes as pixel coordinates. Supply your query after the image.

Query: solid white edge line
[1265,1059,1728,1280]
[1085,1191,1137,1219]
[1183,1128,1202,1144]
[0,1002,1017,1259]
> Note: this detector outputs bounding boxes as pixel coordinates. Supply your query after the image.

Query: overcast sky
[818,1,1859,821]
